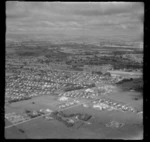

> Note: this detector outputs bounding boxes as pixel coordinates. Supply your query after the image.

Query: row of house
[92,97,138,113]
[6,54,120,103]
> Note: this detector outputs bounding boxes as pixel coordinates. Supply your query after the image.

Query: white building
[58,96,68,101]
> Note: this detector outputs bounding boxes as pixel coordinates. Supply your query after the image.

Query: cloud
[6,2,144,42]
[69,2,143,17]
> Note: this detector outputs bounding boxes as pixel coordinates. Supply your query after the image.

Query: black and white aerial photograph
[5,1,143,139]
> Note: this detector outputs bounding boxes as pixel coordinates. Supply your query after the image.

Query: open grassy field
[5,95,62,113]
[104,87,143,111]
[61,105,143,139]
[5,89,143,139]
[5,126,29,139]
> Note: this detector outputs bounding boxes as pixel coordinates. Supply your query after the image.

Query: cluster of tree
[52,111,92,124]
[56,111,92,120]
[18,129,25,133]
[92,71,103,75]
[77,113,92,121]
[116,78,133,84]
[66,54,141,70]
[64,86,84,92]
[64,83,95,92]
[58,111,76,118]
[134,84,143,92]
[116,78,143,92]
[103,72,111,77]
[51,111,74,127]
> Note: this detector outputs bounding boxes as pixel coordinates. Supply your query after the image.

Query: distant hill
[6,38,143,53]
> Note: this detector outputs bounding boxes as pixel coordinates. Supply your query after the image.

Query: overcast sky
[6,2,144,42]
